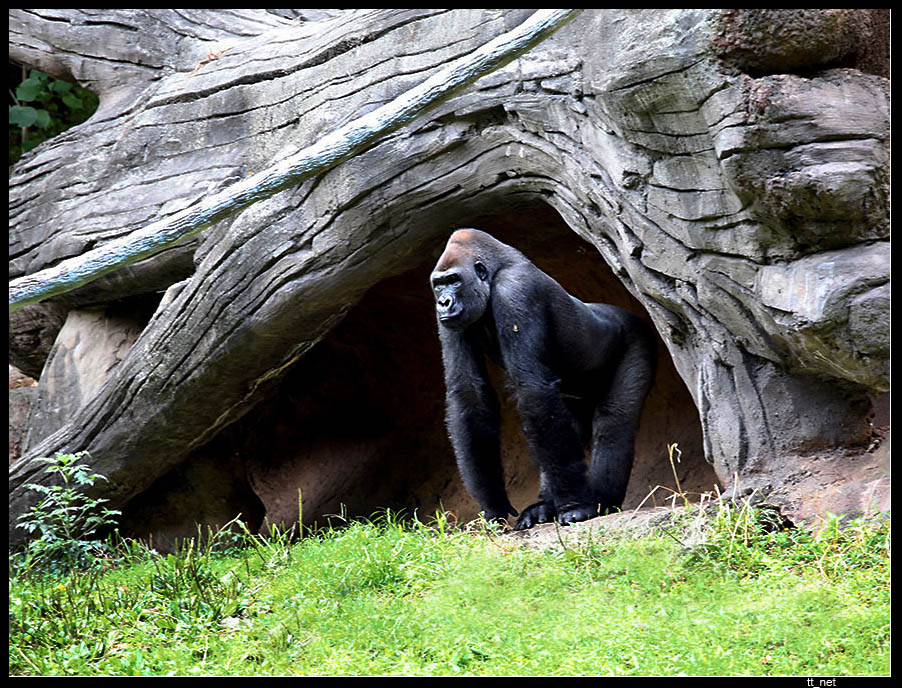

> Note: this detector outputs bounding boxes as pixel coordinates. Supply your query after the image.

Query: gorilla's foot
[555,503,603,526]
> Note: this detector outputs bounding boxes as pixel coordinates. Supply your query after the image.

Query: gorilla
[431,229,657,530]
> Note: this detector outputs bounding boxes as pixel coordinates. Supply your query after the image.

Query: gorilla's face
[430,258,491,331]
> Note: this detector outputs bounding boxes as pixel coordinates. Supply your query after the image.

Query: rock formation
[9,10,889,547]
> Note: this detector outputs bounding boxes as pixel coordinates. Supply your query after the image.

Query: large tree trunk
[9,9,581,311]
[9,9,890,548]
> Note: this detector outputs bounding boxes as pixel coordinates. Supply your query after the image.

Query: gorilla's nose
[437,295,453,310]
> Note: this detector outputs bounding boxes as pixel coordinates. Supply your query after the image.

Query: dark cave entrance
[237,202,717,528]
[121,202,717,545]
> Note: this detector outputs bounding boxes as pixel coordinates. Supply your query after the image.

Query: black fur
[431,229,657,529]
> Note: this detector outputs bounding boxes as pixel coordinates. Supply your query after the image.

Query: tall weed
[14,452,121,576]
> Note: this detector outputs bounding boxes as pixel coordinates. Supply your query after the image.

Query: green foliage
[9,506,890,677]
[688,499,891,581]
[9,66,99,164]
[14,452,122,576]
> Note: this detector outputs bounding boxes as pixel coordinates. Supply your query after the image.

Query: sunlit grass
[9,506,890,677]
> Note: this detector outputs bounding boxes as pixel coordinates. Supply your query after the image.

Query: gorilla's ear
[474,261,489,282]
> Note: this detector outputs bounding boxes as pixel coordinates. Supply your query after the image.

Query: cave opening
[121,201,719,545]
[236,201,718,529]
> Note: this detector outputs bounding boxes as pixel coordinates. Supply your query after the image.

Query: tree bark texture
[9,9,890,546]
[9,9,581,312]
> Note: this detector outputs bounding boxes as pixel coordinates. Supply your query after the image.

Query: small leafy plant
[9,67,99,164]
[15,451,121,576]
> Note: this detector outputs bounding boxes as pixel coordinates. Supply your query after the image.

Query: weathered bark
[9,9,890,547]
[9,9,581,312]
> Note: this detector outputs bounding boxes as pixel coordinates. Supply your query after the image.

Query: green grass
[9,507,890,677]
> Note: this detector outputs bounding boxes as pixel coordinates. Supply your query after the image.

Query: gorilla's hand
[513,500,557,530]
[482,501,519,526]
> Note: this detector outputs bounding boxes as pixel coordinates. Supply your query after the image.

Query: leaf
[62,92,84,110]
[9,105,38,128]
[34,109,52,129]
[74,471,96,485]
[16,78,44,102]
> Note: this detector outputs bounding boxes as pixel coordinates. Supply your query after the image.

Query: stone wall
[9,10,890,546]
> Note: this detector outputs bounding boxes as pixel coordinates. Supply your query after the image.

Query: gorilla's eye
[474,261,489,282]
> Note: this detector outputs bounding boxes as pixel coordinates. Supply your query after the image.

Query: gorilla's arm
[438,327,517,521]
